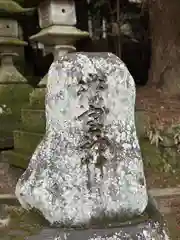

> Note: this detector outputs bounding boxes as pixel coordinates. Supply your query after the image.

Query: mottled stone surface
[26,220,169,240]
[16,52,148,225]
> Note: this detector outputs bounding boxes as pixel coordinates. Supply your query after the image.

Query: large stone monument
[16,52,169,239]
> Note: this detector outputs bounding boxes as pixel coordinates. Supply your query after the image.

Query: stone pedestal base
[26,220,169,240]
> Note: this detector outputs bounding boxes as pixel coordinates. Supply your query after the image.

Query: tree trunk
[148,0,180,95]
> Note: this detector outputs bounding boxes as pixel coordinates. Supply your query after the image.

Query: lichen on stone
[0,37,27,46]
[16,52,149,226]
[0,104,12,115]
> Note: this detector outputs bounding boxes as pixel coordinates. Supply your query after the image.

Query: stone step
[21,109,45,133]
[1,150,30,169]
[0,194,19,205]
[13,130,43,155]
[149,188,180,197]
[149,188,180,215]
[0,130,14,150]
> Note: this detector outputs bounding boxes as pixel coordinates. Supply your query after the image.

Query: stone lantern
[29,0,89,109]
[0,0,34,149]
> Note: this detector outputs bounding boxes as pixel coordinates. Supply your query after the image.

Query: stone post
[0,0,34,149]
[28,0,89,109]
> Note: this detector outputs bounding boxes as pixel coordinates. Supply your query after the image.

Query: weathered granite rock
[16,52,148,225]
[15,52,170,239]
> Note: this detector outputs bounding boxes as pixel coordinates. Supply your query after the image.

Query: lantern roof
[0,0,35,18]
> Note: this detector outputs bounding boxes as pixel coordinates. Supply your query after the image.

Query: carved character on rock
[15,52,169,239]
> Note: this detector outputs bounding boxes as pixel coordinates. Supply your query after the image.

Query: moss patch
[14,130,43,155]
[139,138,163,169]
[0,38,27,46]
[0,205,48,239]
[0,83,32,148]
[135,110,147,138]
[28,87,46,110]
[0,0,34,13]
[136,120,180,183]
[1,150,30,168]
[21,109,45,133]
